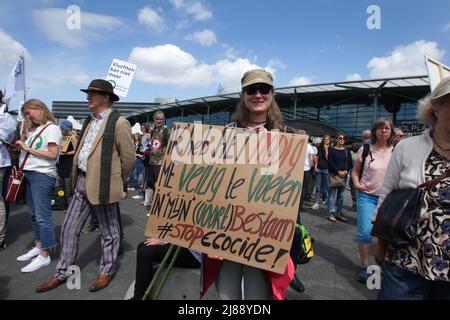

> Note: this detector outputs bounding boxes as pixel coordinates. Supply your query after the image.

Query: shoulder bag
[329,148,349,188]
[371,168,450,247]
[5,124,52,203]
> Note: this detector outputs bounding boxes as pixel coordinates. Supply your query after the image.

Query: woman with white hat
[376,76,450,299]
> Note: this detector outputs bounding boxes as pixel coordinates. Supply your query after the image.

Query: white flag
[5,53,26,103]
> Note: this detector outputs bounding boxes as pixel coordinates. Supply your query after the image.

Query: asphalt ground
[0,187,378,300]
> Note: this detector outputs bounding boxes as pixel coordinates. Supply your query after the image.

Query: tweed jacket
[71,113,135,205]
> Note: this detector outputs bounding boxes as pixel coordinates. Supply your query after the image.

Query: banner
[5,53,25,103]
[398,120,428,137]
[106,59,137,98]
[145,123,307,274]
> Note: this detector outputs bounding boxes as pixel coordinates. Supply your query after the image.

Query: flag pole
[21,52,26,140]
[23,52,27,102]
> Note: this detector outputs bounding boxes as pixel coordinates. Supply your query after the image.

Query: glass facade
[166,111,231,128]
[160,101,420,139]
[52,76,429,139]
[278,102,419,138]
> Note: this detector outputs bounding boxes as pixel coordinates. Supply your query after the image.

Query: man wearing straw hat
[36,79,135,293]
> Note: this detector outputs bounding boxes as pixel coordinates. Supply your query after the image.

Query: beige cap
[431,76,450,103]
[241,69,274,89]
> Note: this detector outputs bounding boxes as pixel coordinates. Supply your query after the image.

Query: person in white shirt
[297,141,316,216]
[0,90,18,250]
[15,99,61,273]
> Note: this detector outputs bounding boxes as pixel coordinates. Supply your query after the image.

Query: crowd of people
[0,71,449,300]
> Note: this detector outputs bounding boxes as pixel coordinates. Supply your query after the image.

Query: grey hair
[416,95,438,127]
[362,130,371,140]
[153,111,165,119]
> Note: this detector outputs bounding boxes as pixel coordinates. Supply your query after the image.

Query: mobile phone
[0,139,16,148]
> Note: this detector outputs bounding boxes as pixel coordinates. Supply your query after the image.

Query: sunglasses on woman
[244,84,273,95]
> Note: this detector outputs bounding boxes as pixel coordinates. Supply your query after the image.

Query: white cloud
[30,57,92,88]
[185,29,217,46]
[170,0,185,9]
[0,29,29,65]
[213,58,261,91]
[221,44,238,59]
[346,73,363,81]
[267,58,286,70]
[72,73,91,84]
[129,44,213,86]
[288,76,315,86]
[367,40,446,78]
[444,23,450,32]
[170,0,212,21]
[138,7,166,34]
[33,8,124,48]
[129,44,265,91]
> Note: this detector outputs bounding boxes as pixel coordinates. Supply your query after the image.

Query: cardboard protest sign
[145,122,307,274]
[106,59,137,98]
[60,135,72,153]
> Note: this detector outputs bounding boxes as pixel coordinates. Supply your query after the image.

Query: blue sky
[1,0,449,110]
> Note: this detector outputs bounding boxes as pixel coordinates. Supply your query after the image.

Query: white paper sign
[425,56,450,91]
[106,59,137,98]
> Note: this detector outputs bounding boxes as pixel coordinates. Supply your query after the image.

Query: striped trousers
[55,174,121,280]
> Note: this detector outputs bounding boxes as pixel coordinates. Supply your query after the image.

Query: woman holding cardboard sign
[200,69,296,300]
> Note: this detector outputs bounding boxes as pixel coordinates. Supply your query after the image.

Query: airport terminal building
[52,75,431,140]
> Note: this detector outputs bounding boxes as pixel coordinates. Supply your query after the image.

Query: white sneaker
[311,203,320,210]
[127,187,136,191]
[132,195,143,200]
[17,247,40,262]
[20,255,51,273]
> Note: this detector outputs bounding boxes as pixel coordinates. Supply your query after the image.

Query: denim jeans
[356,191,379,244]
[314,169,329,203]
[25,171,56,250]
[327,177,346,216]
[379,262,450,300]
[129,159,143,188]
[298,170,311,213]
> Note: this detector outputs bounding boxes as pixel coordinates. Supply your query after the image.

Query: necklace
[248,119,267,125]
[432,134,450,152]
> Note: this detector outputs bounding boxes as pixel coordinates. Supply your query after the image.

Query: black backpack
[359,143,373,180]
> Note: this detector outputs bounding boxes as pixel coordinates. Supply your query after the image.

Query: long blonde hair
[21,99,56,126]
[231,94,285,130]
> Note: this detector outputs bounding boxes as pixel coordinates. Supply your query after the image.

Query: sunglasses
[337,137,345,140]
[244,84,273,95]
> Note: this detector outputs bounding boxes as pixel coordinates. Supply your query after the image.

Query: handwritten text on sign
[145,123,307,274]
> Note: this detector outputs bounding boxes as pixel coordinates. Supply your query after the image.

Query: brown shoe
[89,274,114,292]
[335,214,348,222]
[36,278,66,293]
